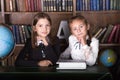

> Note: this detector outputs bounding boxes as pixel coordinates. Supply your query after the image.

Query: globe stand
[0,44,15,66]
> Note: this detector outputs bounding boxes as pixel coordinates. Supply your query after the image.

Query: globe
[0,24,15,59]
[100,49,117,67]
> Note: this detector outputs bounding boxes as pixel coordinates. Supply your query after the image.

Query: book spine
[101,25,114,43]
[12,25,17,44]
[21,25,27,43]
[105,0,110,10]
[107,25,118,43]
[67,0,73,12]
[93,27,103,38]
[15,25,21,44]
[76,0,80,11]
[24,25,31,39]
[96,27,107,39]
[99,0,103,10]
[19,25,25,44]
[114,25,120,43]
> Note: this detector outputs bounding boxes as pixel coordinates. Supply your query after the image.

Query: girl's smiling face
[34,18,51,38]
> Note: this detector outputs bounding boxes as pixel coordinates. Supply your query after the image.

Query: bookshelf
[0,0,120,67]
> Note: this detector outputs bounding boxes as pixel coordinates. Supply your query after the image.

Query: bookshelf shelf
[15,44,24,47]
[4,12,73,14]
[100,44,120,47]
[76,10,120,14]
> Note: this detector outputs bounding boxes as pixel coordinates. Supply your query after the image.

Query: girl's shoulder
[91,37,99,42]
[69,35,75,38]
[90,37,99,46]
[69,35,77,40]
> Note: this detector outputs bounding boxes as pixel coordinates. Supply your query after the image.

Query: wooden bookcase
[0,0,120,66]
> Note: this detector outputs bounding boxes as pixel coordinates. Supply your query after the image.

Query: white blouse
[60,35,99,66]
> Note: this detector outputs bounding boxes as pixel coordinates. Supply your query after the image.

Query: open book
[56,59,87,69]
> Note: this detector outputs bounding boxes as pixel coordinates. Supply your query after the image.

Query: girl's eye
[79,26,83,28]
[36,24,42,27]
[46,25,51,28]
[39,25,42,27]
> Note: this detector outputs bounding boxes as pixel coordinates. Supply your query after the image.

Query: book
[101,24,114,43]
[93,27,103,38]
[119,26,120,43]
[21,25,27,43]
[15,25,21,44]
[56,59,87,69]
[24,25,30,39]
[107,25,118,43]
[114,25,120,43]
[12,25,17,44]
[19,25,25,44]
[96,26,107,40]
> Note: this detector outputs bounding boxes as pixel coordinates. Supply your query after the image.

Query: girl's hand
[38,60,53,67]
[77,35,87,46]
[79,37,87,46]
[37,37,48,46]
[41,38,48,46]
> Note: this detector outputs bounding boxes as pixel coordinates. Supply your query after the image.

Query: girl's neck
[37,36,46,41]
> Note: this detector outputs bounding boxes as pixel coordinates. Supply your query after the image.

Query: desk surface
[0,65,112,80]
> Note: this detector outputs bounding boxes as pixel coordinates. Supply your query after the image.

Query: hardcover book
[107,25,118,43]
[56,59,87,69]
[101,24,114,43]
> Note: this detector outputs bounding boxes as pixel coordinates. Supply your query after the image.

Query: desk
[0,65,112,80]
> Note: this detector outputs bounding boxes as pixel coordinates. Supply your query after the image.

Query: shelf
[99,44,120,47]
[76,10,120,13]
[15,44,24,47]
[4,12,73,15]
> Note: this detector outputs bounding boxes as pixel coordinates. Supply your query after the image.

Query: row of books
[4,0,73,12]
[5,0,42,12]
[93,24,120,43]
[10,23,120,44]
[76,0,120,11]
[10,24,32,44]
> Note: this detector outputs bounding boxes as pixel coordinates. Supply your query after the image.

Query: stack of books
[56,59,87,69]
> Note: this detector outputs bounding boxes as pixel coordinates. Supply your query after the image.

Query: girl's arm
[15,38,38,67]
[59,35,78,59]
[45,37,61,65]
[59,47,71,59]
[82,38,99,66]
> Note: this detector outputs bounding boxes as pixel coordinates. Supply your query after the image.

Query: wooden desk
[0,65,112,80]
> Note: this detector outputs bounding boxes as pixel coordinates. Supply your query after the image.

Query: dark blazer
[15,38,60,67]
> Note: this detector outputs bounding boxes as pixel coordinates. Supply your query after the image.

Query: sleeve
[45,37,61,65]
[82,38,99,66]
[15,38,38,67]
[59,47,71,59]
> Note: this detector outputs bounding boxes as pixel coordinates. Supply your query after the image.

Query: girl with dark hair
[15,12,60,67]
